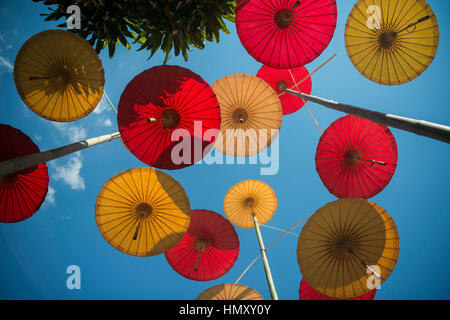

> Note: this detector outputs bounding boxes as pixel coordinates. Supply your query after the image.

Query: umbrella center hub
[274,9,295,29]
[161,108,180,129]
[0,173,17,185]
[135,203,152,218]
[51,66,74,89]
[344,150,362,166]
[232,108,249,124]
[243,197,255,207]
[276,80,288,92]
[335,235,356,257]
[195,238,209,251]
[378,31,398,49]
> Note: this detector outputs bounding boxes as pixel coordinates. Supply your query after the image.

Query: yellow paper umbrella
[297,198,400,299]
[196,284,263,300]
[14,30,105,121]
[223,179,277,229]
[95,167,190,257]
[223,179,278,300]
[211,74,282,157]
[345,0,439,85]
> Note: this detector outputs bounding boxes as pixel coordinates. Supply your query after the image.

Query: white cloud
[51,152,85,190]
[93,94,113,114]
[97,116,113,127]
[0,56,13,73]
[43,186,56,207]
[42,186,56,209]
[34,135,42,143]
[52,123,87,143]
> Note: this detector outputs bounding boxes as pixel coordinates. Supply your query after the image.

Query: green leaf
[108,41,116,58]
[118,32,130,50]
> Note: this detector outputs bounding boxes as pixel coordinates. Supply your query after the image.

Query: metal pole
[0,132,121,177]
[284,89,450,144]
[252,212,279,300]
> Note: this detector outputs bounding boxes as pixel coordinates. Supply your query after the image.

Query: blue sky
[0,0,449,300]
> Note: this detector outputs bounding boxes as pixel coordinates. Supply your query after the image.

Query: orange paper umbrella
[14,30,105,122]
[223,180,277,229]
[297,198,400,299]
[95,167,191,257]
[223,179,279,300]
[196,283,264,300]
[0,124,49,223]
[211,74,282,157]
[165,209,240,281]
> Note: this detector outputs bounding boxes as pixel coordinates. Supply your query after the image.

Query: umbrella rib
[395,3,426,32]
[113,174,140,205]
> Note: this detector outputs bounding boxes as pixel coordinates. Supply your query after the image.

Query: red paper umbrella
[299,279,376,300]
[315,115,398,199]
[0,124,49,223]
[256,65,312,115]
[117,65,221,170]
[236,0,337,69]
[165,209,240,281]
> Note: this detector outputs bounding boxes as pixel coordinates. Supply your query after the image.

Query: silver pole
[0,132,121,177]
[252,212,279,300]
[285,89,450,144]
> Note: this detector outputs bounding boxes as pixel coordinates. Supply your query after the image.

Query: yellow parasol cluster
[10,0,432,296]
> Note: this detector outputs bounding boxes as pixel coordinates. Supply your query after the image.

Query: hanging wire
[278,53,337,98]
[261,224,299,237]
[234,213,312,285]
[288,68,324,134]
[103,91,118,114]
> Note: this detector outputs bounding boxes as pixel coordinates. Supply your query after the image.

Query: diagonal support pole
[252,212,279,300]
[284,89,450,144]
[0,132,121,177]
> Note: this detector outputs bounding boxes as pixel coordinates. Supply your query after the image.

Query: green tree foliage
[33,0,236,62]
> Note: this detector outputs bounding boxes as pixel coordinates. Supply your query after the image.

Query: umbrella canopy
[0,124,49,223]
[223,179,277,229]
[315,115,398,199]
[196,283,264,300]
[117,65,221,170]
[299,279,376,300]
[235,0,337,69]
[211,74,282,157]
[165,209,240,281]
[297,198,400,299]
[345,0,439,85]
[256,65,312,115]
[14,30,105,122]
[95,167,191,257]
